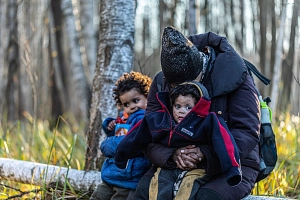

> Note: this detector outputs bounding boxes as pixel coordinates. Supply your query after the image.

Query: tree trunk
[159,0,167,35]
[49,2,67,114]
[204,0,210,32]
[238,0,244,54]
[222,0,229,37]
[270,0,287,117]
[0,1,11,121]
[279,1,298,112]
[250,0,258,53]
[258,0,268,94]
[270,0,276,78]
[290,53,300,115]
[79,0,97,84]
[188,0,197,35]
[84,0,135,170]
[17,1,34,119]
[0,158,101,192]
[61,0,90,124]
[4,0,19,122]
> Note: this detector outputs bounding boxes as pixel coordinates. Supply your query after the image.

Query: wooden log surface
[0,158,101,192]
[0,158,294,199]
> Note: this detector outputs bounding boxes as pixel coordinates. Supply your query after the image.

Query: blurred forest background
[0,0,299,169]
[0,0,299,125]
[0,0,299,198]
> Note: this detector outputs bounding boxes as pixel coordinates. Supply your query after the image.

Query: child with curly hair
[115,81,241,199]
[90,71,152,200]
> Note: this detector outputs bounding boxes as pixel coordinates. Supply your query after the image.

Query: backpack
[244,59,277,182]
[156,59,278,183]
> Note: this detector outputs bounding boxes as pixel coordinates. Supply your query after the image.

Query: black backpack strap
[243,59,271,86]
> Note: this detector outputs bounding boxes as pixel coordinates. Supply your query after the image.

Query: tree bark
[79,0,97,85]
[17,0,34,119]
[188,0,197,35]
[4,0,19,122]
[0,158,101,192]
[270,0,276,77]
[84,0,135,170]
[0,1,10,121]
[270,0,287,116]
[250,0,258,53]
[258,0,268,94]
[279,1,298,112]
[49,2,67,114]
[61,0,90,124]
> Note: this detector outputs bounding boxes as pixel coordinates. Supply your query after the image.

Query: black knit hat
[161,26,203,84]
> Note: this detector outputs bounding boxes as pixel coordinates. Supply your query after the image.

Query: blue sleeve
[102,117,116,136]
[100,135,125,157]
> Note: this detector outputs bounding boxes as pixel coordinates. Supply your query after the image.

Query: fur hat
[161,26,203,84]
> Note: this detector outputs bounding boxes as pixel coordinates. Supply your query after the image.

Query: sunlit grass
[253,112,300,199]
[0,113,87,199]
[0,112,299,199]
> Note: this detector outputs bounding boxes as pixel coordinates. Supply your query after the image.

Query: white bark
[270,1,287,116]
[97,0,136,121]
[61,0,89,123]
[0,158,101,191]
[79,0,97,83]
[85,0,135,169]
[188,0,197,35]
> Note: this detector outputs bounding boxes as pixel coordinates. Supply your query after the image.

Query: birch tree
[279,1,299,112]
[0,158,101,193]
[270,0,287,116]
[84,0,136,170]
[61,0,90,123]
[79,0,97,84]
[188,0,197,35]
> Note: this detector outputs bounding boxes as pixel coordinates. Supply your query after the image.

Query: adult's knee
[195,188,222,200]
[133,175,152,200]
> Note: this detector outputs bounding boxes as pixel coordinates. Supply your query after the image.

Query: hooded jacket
[100,109,151,189]
[140,32,260,199]
[115,91,242,186]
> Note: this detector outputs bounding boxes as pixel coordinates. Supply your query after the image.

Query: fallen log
[0,158,101,192]
[1,158,292,199]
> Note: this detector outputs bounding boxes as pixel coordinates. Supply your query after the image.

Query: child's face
[119,89,147,116]
[172,94,196,123]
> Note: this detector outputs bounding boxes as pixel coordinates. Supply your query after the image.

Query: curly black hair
[169,84,201,106]
[113,71,152,108]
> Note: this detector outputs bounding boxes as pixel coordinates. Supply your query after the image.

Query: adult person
[115,81,242,199]
[133,26,260,200]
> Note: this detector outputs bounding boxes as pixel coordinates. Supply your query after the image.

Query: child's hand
[173,145,204,170]
[107,120,116,131]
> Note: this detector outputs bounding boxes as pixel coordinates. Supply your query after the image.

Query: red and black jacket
[115,91,242,186]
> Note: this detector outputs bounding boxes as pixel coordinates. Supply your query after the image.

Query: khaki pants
[149,168,208,200]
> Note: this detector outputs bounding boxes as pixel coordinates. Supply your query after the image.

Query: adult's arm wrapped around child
[115,118,153,169]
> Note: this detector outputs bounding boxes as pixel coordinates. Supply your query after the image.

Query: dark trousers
[90,181,133,200]
[134,166,258,200]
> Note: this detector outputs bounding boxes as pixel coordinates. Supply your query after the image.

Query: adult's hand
[172,145,205,170]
